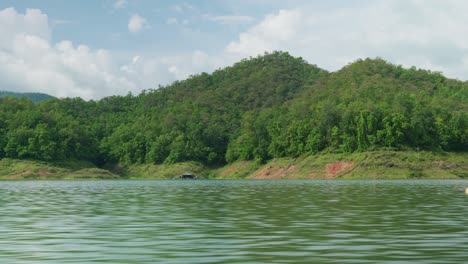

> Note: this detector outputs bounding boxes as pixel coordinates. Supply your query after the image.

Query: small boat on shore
[176,172,198,180]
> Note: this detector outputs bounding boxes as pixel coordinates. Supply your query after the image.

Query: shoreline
[1,151,467,180]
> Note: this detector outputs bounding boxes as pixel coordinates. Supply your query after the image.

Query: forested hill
[0,91,55,103]
[0,51,466,168]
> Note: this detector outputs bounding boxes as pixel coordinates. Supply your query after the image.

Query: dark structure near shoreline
[179,172,197,179]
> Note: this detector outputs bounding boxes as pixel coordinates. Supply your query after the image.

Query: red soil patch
[326,161,354,179]
[251,164,296,179]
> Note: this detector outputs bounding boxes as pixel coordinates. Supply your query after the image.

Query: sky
[1,0,468,99]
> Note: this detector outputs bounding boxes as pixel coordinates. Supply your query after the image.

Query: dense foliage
[0,91,55,103]
[0,52,466,166]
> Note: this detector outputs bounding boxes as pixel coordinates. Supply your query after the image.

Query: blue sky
[1,1,251,54]
[1,0,468,99]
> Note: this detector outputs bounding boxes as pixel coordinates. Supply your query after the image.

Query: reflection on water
[0,180,467,263]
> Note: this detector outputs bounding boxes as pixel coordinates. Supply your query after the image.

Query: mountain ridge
[0,91,55,103]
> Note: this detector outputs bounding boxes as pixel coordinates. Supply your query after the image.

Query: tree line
[0,52,466,166]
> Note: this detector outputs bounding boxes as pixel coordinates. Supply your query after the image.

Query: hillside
[226,57,467,163]
[0,51,466,179]
[0,91,55,103]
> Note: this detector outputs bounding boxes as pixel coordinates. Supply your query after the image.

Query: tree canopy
[0,52,466,166]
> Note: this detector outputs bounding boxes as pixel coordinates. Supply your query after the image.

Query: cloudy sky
[1,0,468,99]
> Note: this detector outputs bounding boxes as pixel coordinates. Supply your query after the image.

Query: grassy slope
[1,151,467,180]
[0,159,119,180]
[212,151,468,180]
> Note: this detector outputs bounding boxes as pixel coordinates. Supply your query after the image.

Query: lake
[0,180,467,263]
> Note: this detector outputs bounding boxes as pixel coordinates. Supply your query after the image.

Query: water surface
[0,180,467,263]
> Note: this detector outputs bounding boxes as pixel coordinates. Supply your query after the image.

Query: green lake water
[0,180,467,263]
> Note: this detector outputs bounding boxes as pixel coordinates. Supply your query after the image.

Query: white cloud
[113,0,127,9]
[226,9,301,58]
[51,19,73,26]
[166,17,190,26]
[0,8,226,99]
[0,7,51,47]
[166,17,178,25]
[4,2,468,101]
[128,14,146,33]
[120,50,224,83]
[171,5,183,13]
[206,15,254,25]
[0,7,141,99]
[225,1,468,79]
[171,3,195,13]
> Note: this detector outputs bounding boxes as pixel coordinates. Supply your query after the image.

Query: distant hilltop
[0,91,55,103]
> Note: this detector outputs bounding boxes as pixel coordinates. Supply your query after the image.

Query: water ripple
[0,180,467,263]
